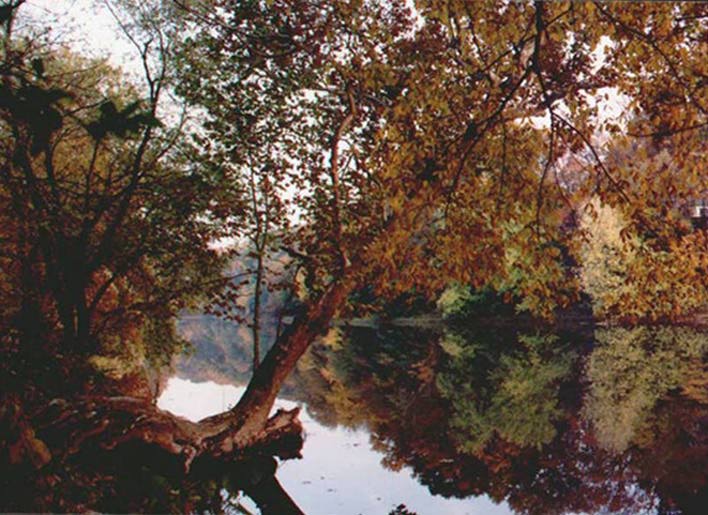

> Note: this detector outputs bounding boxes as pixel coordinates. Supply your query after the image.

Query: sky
[21,0,144,75]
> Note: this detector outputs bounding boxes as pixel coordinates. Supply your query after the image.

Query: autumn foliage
[1,0,708,512]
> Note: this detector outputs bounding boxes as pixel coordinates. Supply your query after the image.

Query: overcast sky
[21,0,139,73]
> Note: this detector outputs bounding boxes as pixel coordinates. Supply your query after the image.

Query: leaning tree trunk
[199,277,353,453]
[6,276,354,477]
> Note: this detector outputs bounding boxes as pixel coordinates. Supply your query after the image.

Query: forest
[0,0,706,513]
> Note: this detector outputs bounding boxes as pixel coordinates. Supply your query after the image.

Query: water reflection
[159,378,510,515]
[171,321,707,514]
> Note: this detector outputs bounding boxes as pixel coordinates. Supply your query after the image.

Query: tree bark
[200,276,353,447]
[25,395,304,473]
[1,392,305,513]
[8,274,353,474]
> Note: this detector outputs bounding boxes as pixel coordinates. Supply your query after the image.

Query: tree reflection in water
[25,322,701,514]
[281,322,706,515]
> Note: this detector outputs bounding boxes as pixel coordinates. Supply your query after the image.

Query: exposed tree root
[7,395,303,474]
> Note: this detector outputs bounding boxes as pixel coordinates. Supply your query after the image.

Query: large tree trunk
[6,276,353,474]
[1,394,305,512]
[199,277,353,451]
[2,274,352,515]
[27,396,305,470]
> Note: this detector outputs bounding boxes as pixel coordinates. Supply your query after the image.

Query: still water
[158,378,511,514]
[169,321,707,515]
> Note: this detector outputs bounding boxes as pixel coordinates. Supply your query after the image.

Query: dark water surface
[167,322,707,514]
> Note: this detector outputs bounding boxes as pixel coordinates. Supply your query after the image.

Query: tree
[578,134,708,322]
[282,323,687,515]
[583,326,707,453]
[196,111,294,373]
[438,332,577,454]
[0,1,241,364]
[3,1,708,510]
[171,0,708,437]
